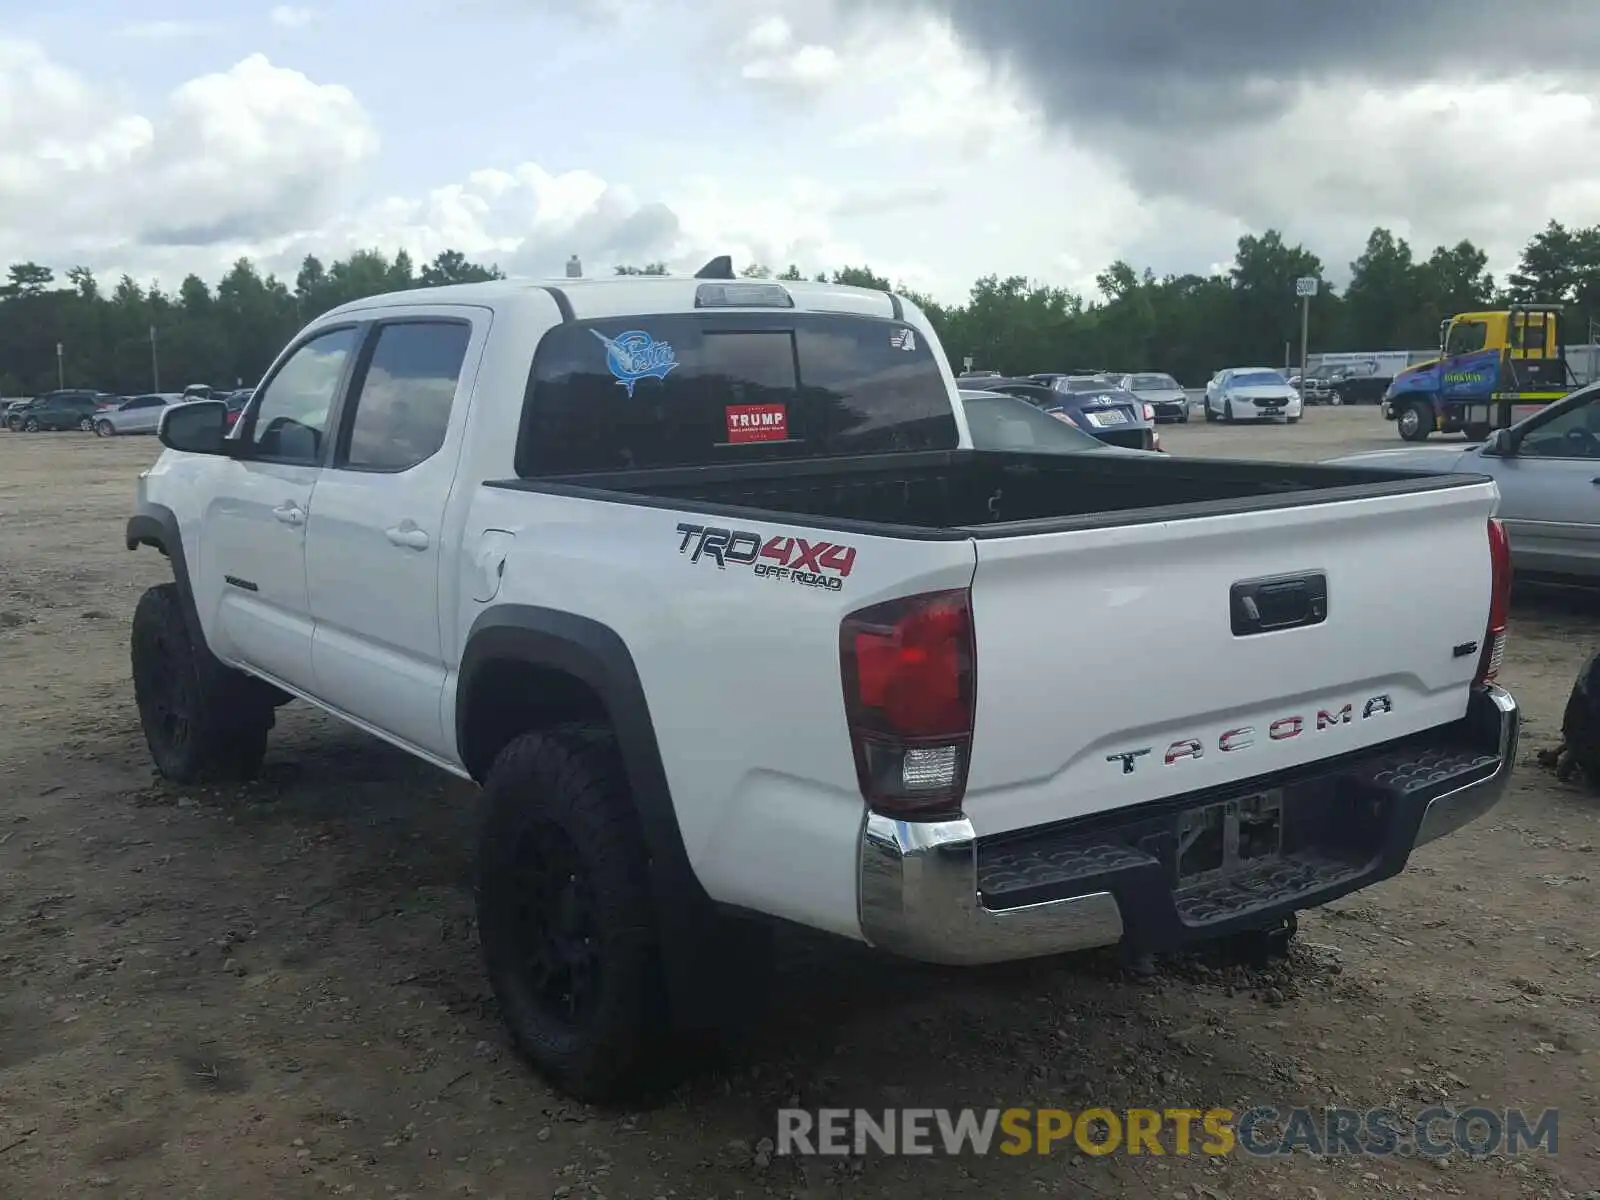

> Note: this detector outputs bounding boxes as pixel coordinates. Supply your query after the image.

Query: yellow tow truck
[1381,304,1577,441]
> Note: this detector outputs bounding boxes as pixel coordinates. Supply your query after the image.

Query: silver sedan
[94,393,184,437]
[1326,381,1600,581]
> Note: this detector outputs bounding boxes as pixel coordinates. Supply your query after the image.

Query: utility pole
[150,325,160,392]
[1295,277,1317,384]
[56,342,64,390]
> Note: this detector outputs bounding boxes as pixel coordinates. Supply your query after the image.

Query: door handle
[272,502,305,527]
[385,523,430,551]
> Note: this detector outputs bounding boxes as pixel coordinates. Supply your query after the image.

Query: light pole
[150,325,160,392]
[56,342,64,390]
[1295,277,1318,384]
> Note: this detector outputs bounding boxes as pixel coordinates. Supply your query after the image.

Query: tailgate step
[974,726,1502,939]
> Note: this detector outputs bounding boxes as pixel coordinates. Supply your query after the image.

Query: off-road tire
[130,583,272,783]
[476,724,666,1102]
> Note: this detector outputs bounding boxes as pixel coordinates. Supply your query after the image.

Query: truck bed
[495,448,1483,539]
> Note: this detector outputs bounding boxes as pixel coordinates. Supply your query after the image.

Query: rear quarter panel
[462,484,977,937]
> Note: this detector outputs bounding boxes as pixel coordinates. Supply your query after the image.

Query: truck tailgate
[964,480,1499,838]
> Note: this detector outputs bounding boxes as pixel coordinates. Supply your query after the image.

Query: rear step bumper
[858,684,1518,966]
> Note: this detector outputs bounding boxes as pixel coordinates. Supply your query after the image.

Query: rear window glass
[515,312,959,475]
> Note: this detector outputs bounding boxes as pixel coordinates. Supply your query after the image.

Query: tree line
[3,221,1599,396]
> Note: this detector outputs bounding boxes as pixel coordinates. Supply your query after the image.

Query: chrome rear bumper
[857,685,1518,966]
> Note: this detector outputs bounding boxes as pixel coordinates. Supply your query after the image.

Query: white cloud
[269,6,317,29]
[0,42,376,269]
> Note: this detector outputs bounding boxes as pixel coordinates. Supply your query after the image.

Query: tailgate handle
[1231,573,1327,636]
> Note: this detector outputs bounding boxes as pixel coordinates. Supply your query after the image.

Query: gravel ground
[1,406,1597,1199]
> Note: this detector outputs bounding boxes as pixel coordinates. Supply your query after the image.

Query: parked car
[981,375,1160,450]
[5,390,105,432]
[958,389,1157,455]
[1205,368,1304,424]
[94,393,184,437]
[1303,363,1389,406]
[1326,378,1600,582]
[1116,372,1190,423]
[220,388,254,430]
[128,268,1516,1102]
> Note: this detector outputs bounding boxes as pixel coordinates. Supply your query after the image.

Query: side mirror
[158,399,232,455]
[1481,428,1513,457]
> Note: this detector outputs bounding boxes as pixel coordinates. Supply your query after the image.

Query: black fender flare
[126,501,205,645]
[457,605,723,1020]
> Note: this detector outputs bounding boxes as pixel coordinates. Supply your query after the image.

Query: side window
[1445,321,1487,357]
[1519,390,1600,459]
[341,321,471,471]
[248,326,360,464]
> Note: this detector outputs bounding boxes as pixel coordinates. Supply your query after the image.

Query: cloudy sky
[4,0,1600,303]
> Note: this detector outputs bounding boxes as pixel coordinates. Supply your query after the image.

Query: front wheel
[476,725,668,1102]
[1224,400,1235,423]
[95,419,115,437]
[1397,402,1433,443]
[22,418,39,432]
[78,417,94,432]
[1287,416,1301,425]
[1329,394,1343,407]
[131,584,273,783]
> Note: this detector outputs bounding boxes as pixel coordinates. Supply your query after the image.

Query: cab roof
[322,273,911,324]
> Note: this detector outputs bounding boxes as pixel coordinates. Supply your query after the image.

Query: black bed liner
[486,448,1490,542]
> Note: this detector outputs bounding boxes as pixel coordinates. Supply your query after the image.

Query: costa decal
[1103,695,1392,775]
[590,328,678,397]
[675,523,857,592]
[726,403,788,444]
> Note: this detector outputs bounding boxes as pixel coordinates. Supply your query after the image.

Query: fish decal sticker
[592,328,679,397]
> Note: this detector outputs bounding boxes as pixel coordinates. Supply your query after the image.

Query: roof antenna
[694,255,734,280]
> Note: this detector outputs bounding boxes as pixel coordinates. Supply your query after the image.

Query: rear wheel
[1398,401,1433,442]
[476,724,667,1102]
[1224,400,1235,424]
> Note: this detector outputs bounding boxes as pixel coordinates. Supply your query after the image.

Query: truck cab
[1383,304,1575,442]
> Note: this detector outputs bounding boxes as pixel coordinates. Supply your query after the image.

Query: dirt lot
[2,407,1597,1199]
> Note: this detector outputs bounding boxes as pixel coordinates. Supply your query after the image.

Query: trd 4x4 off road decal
[675,523,857,592]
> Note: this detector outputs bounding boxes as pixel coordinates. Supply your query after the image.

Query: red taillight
[840,588,975,819]
[1475,518,1512,685]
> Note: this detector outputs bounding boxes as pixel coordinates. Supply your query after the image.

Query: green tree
[1342,228,1415,350]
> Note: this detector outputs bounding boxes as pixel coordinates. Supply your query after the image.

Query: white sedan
[93,393,184,437]
[1204,368,1303,424]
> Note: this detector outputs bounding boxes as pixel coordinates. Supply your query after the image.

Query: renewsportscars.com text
[776,1106,1559,1158]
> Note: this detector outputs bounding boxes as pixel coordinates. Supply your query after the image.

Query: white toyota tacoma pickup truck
[126,260,1519,1100]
